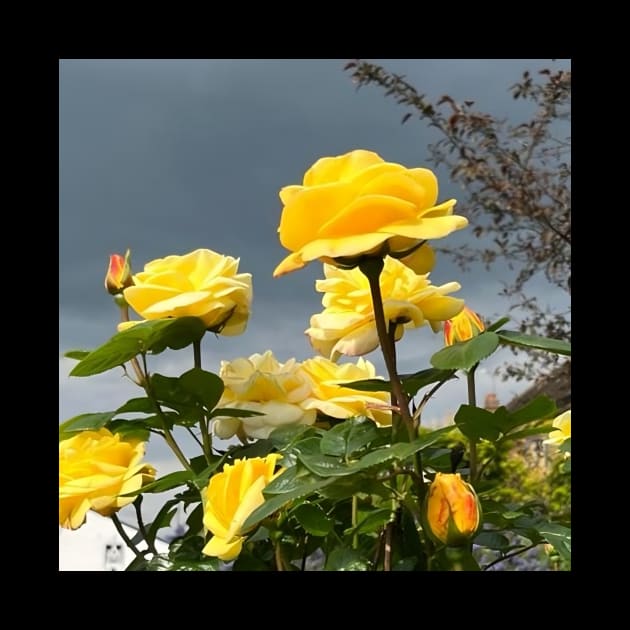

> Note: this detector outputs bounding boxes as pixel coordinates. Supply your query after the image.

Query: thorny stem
[360,258,414,440]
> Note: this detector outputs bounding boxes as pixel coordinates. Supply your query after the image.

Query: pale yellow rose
[306,256,465,360]
[121,248,252,335]
[273,149,467,277]
[300,356,392,426]
[543,409,571,447]
[212,351,316,440]
[202,454,284,561]
[59,428,156,530]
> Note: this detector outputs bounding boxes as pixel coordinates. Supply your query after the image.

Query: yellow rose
[425,472,481,546]
[543,409,571,447]
[273,149,467,277]
[443,305,485,345]
[121,248,252,335]
[59,428,156,530]
[300,356,392,426]
[202,454,284,561]
[306,256,465,360]
[212,351,316,440]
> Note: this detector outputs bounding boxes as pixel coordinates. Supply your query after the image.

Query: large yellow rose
[306,256,465,360]
[59,428,156,530]
[543,409,571,447]
[212,351,316,440]
[122,248,252,335]
[273,149,467,277]
[202,454,284,561]
[300,356,392,426]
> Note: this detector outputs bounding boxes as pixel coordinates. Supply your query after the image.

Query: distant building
[59,511,172,571]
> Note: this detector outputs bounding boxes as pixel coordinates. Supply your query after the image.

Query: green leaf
[298,453,352,477]
[269,424,318,450]
[69,318,206,377]
[64,349,91,361]
[474,531,511,550]
[497,330,571,356]
[178,368,224,411]
[242,477,335,531]
[149,373,202,420]
[454,405,502,441]
[341,368,457,397]
[59,412,115,439]
[123,470,194,496]
[263,465,318,495]
[348,508,392,535]
[146,498,180,545]
[498,423,556,442]
[536,522,571,562]
[430,331,500,371]
[291,502,334,536]
[485,316,511,332]
[325,547,370,571]
[106,419,150,442]
[319,417,379,458]
[115,398,157,414]
[507,395,557,430]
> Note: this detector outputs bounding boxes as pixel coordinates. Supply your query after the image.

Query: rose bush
[60,150,571,571]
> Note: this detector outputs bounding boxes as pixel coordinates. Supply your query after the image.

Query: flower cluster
[213,351,391,440]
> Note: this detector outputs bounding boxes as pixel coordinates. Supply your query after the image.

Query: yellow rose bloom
[212,351,316,440]
[202,454,284,561]
[425,472,481,546]
[121,248,252,335]
[59,428,156,530]
[300,356,392,426]
[443,306,485,345]
[306,256,465,360]
[543,409,571,447]
[273,149,467,277]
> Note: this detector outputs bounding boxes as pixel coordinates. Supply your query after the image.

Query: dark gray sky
[59,59,570,520]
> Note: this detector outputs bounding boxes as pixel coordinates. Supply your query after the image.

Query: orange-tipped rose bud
[105,249,133,295]
[425,472,481,546]
[443,306,485,346]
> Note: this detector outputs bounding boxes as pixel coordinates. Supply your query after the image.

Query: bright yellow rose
[425,472,481,546]
[121,248,252,335]
[212,351,316,440]
[59,428,156,530]
[300,356,392,426]
[273,149,467,277]
[306,256,465,360]
[543,409,571,447]
[443,305,485,346]
[202,454,284,561]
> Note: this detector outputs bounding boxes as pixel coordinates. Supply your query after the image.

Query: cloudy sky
[59,59,570,524]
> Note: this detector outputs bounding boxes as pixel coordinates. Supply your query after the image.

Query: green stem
[119,303,146,386]
[111,513,143,560]
[467,365,479,483]
[193,339,213,465]
[133,497,156,555]
[141,355,193,473]
[352,496,359,550]
[359,258,414,440]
